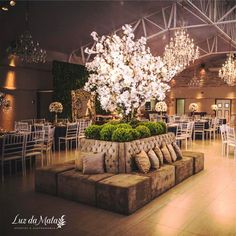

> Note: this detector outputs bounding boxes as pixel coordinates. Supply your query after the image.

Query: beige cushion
[172,142,183,160]
[75,152,99,171]
[147,149,160,170]
[161,145,172,164]
[167,144,177,162]
[82,153,105,174]
[153,146,164,166]
[135,150,151,174]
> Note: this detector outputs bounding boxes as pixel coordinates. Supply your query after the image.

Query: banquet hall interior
[1,0,236,235]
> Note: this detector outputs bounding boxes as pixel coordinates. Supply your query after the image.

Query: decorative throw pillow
[147,149,160,170]
[82,152,105,174]
[135,150,151,173]
[161,145,173,164]
[172,142,183,160]
[153,146,164,166]
[167,144,178,162]
[75,152,97,171]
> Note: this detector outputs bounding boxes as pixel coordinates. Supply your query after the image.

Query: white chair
[33,123,45,131]
[15,122,31,132]
[149,113,158,122]
[204,118,217,140]
[1,133,26,182]
[226,126,236,159]
[21,119,34,126]
[34,118,46,124]
[24,131,45,167]
[194,122,205,141]
[186,121,194,147]
[175,123,188,150]
[78,119,92,138]
[57,118,69,124]
[43,126,55,165]
[59,123,79,152]
[220,125,227,156]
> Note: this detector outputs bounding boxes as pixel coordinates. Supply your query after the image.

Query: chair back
[34,118,46,124]
[194,122,205,131]
[24,131,45,156]
[220,125,227,143]
[78,120,91,136]
[44,126,55,150]
[226,126,236,144]
[149,113,158,122]
[187,121,194,136]
[66,123,78,138]
[57,118,69,124]
[21,119,34,126]
[15,122,30,132]
[33,123,45,131]
[1,133,25,160]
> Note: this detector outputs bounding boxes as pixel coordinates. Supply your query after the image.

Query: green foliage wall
[52,60,88,119]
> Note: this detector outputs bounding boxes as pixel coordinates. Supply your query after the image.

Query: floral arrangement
[49,102,63,113]
[0,92,11,111]
[189,103,198,112]
[155,101,167,112]
[84,24,176,118]
[211,104,218,111]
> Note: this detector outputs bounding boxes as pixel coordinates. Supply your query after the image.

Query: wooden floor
[1,136,236,236]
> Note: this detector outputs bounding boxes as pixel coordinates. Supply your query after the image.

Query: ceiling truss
[69,0,236,64]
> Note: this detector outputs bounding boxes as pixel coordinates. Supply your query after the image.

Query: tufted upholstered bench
[35,133,204,215]
[132,165,175,199]
[96,174,150,215]
[170,157,194,184]
[57,169,114,206]
[35,160,75,195]
[182,151,204,174]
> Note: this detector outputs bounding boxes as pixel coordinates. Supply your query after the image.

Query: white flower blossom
[84,24,176,115]
[189,103,198,112]
[155,101,167,112]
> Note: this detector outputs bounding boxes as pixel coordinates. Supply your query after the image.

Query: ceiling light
[219,53,236,86]
[10,0,16,7]
[2,6,8,11]
[163,28,199,75]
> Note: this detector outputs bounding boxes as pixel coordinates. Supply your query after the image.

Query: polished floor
[1,136,236,236]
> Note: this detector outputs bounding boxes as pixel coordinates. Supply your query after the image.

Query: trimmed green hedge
[135,125,151,138]
[100,124,117,141]
[85,121,166,141]
[112,128,139,142]
[84,125,103,139]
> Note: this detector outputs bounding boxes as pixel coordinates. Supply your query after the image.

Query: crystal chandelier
[7,3,46,64]
[163,28,199,74]
[219,53,236,86]
[9,31,47,64]
[188,72,203,88]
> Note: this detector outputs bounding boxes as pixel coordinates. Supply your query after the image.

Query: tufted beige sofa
[36,133,204,215]
[80,133,176,173]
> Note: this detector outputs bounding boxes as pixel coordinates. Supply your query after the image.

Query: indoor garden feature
[84,24,177,121]
[84,120,167,142]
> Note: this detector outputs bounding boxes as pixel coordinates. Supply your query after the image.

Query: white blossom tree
[84,24,174,120]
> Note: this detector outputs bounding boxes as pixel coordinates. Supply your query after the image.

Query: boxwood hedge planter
[79,133,175,174]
